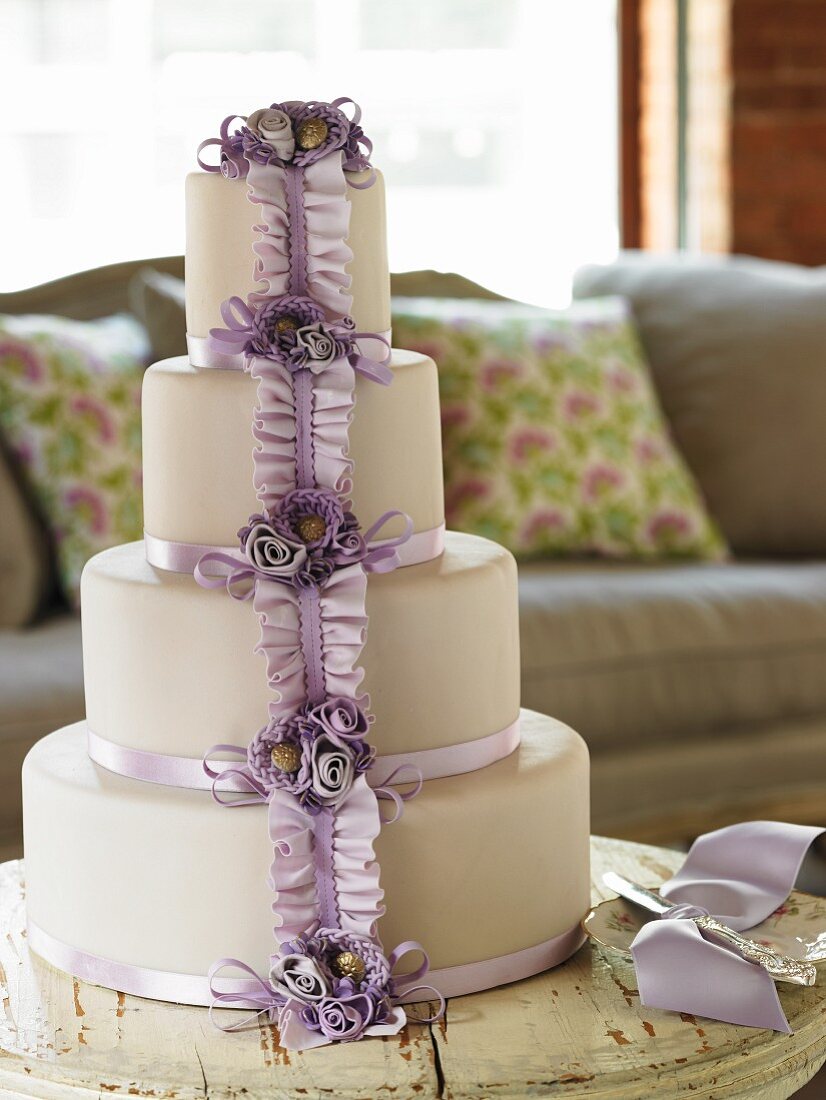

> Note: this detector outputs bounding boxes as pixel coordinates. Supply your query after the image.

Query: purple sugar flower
[209,295,326,364]
[271,488,346,549]
[301,994,376,1042]
[238,514,307,580]
[309,697,371,743]
[287,321,353,373]
[281,100,352,167]
[247,713,313,795]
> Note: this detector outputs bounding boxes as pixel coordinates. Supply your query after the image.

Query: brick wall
[633,0,826,263]
[730,0,826,263]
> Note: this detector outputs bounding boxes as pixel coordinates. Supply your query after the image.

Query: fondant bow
[629,821,824,1032]
[202,744,422,821]
[194,510,414,599]
[209,940,444,1052]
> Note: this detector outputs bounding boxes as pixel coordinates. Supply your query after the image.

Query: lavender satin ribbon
[145,523,444,576]
[27,918,585,1008]
[630,821,825,1032]
[86,718,521,793]
[186,331,394,377]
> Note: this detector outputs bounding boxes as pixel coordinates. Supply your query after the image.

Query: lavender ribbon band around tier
[86,719,521,792]
[187,332,393,373]
[144,525,445,575]
[27,919,585,1008]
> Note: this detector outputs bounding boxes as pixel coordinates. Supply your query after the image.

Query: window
[0,0,618,305]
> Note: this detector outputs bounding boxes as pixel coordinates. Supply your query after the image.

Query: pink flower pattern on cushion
[391,297,726,560]
[0,313,148,607]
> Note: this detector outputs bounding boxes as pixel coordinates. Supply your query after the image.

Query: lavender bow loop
[374,764,424,825]
[631,920,791,1033]
[194,551,256,601]
[661,821,825,930]
[349,333,393,385]
[630,820,825,1032]
[386,940,446,1023]
[362,511,414,574]
[197,116,248,179]
[202,745,268,808]
[208,958,285,1032]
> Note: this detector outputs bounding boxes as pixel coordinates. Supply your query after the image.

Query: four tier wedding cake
[22,98,590,1050]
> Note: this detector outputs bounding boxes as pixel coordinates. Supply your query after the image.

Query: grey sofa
[1,253,825,855]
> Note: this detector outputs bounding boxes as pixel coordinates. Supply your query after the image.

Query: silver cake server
[603,871,818,987]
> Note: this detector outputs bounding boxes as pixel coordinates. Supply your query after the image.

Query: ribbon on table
[629,821,825,1032]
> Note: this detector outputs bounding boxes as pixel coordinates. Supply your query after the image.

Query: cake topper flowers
[197,97,374,179]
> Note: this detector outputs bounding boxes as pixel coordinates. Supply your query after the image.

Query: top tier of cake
[185,168,390,340]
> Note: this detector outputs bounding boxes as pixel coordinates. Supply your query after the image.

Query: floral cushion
[391,296,726,560]
[0,313,149,608]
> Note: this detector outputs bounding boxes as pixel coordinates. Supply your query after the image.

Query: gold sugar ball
[296,117,329,151]
[275,315,298,334]
[296,514,327,543]
[331,950,366,983]
[270,743,302,773]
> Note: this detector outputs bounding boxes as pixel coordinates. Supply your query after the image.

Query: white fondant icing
[142,350,444,547]
[185,168,390,338]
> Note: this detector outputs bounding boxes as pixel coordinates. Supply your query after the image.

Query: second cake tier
[143,350,443,548]
[82,532,520,764]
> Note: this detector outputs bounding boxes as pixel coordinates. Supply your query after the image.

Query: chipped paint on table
[0,839,822,1098]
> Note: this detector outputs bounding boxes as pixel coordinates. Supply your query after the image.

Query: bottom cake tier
[22,710,589,1004]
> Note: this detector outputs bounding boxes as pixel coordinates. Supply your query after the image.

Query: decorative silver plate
[584,887,826,962]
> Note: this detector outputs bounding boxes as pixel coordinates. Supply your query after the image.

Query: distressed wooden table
[0,838,823,1099]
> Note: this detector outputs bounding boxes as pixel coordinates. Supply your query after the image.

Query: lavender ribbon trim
[187,332,393,374]
[630,821,825,1032]
[145,523,445,574]
[27,918,585,1008]
[86,718,521,792]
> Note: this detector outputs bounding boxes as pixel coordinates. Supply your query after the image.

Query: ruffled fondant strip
[269,774,384,945]
[246,156,353,322]
[247,353,355,513]
[253,564,368,718]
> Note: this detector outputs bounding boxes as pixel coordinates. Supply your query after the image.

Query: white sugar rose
[311,734,355,805]
[295,323,338,370]
[246,108,295,161]
[269,954,330,1003]
[244,521,307,578]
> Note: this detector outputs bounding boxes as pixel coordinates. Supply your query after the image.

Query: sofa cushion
[393,296,725,562]
[0,313,149,608]
[0,442,52,627]
[574,252,826,556]
[519,559,826,751]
